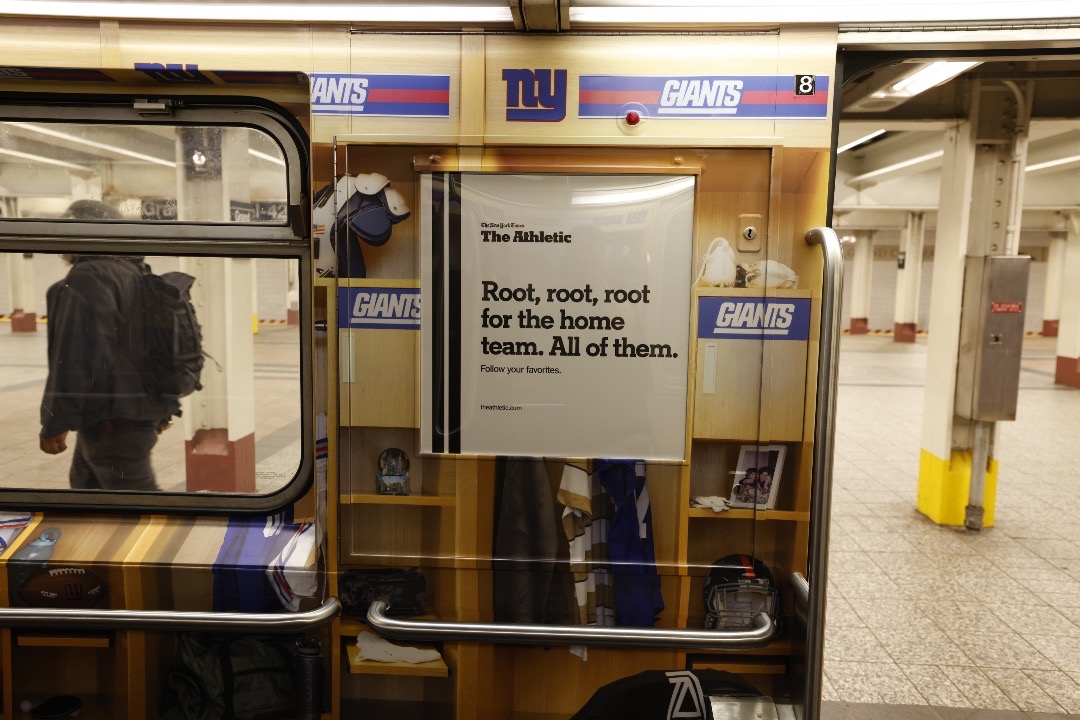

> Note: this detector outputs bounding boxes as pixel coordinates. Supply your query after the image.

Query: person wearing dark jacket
[38,199,178,491]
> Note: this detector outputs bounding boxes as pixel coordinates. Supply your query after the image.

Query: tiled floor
[823,334,1080,717]
[0,321,302,492]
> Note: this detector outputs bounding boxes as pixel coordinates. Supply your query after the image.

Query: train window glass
[0,97,310,513]
[0,123,288,224]
[0,251,302,496]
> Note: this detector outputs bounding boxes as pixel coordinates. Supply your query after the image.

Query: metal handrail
[803,226,844,720]
[367,601,776,650]
[0,597,340,633]
[789,572,810,609]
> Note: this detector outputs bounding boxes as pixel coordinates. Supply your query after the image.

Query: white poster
[421,173,694,460]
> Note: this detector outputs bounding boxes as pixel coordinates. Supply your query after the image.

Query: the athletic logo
[666,671,708,719]
[503,68,567,121]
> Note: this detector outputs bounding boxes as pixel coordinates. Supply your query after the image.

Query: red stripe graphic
[367,88,450,103]
[742,90,829,105]
[579,89,662,105]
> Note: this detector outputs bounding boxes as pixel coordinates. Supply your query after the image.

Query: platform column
[1054,213,1080,386]
[893,213,925,342]
[6,253,37,332]
[175,127,257,492]
[1043,231,1065,338]
[918,81,1032,528]
[848,231,873,334]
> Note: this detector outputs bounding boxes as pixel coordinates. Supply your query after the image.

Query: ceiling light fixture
[1025,154,1080,173]
[1,1,514,23]
[837,130,886,154]
[876,61,981,99]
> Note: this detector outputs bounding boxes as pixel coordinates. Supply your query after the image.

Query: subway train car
[0,2,1076,719]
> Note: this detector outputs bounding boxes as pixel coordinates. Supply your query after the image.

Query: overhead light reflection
[9,122,177,167]
[837,129,886,154]
[0,146,94,172]
[572,176,695,206]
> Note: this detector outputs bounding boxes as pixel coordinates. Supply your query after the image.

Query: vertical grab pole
[803,227,843,720]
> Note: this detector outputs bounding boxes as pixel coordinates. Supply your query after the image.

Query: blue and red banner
[579,75,829,119]
[311,73,450,117]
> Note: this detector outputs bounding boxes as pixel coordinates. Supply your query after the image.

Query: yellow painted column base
[917,449,998,527]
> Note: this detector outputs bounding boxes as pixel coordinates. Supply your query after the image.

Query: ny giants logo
[502,69,567,122]
[134,63,213,84]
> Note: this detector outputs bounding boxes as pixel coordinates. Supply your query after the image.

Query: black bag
[139,269,205,401]
[339,567,426,617]
[160,633,298,720]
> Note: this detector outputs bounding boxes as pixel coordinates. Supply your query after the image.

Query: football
[17,566,108,609]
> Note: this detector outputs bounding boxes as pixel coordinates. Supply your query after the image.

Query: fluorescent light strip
[11,122,177,168]
[886,61,981,97]
[837,129,885,154]
[1025,154,1080,173]
[2,1,513,23]
[248,149,286,166]
[0,146,93,172]
[569,2,1080,25]
[847,150,944,186]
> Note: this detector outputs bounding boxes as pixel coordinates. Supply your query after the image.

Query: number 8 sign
[795,74,816,96]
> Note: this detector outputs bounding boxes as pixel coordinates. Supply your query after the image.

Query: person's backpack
[160,633,299,720]
[139,270,205,401]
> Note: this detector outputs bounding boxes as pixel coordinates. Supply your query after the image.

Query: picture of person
[733,468,758,504]
[729,445,786,510]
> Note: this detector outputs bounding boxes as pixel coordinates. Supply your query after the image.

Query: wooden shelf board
[339,616,440,638]
[346,643,448,677]
[16,634,110,649]
[342,493,455,507]
[15,694,111,719]
[688,508,810,521]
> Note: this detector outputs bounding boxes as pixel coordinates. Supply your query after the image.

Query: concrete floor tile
[982,668,1066,713]
[873,628,974,666]
[826,661,888,704]
[950,632,1057,671]
[898,665,973,708]
[824,595,867,628]
[826,626,895,663]
[830,550,883,576]
[940,666,1020,711]
[1024,669,1080,714]
[987,603,1080,638]
[1026,634,1080,672]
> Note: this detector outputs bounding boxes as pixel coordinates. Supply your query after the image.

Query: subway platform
[822,333,1080,719]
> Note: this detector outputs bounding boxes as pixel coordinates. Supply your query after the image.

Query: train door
[0,69,337,719]
[329,29,840,719]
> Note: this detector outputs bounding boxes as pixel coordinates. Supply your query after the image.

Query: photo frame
[728,444,786,510]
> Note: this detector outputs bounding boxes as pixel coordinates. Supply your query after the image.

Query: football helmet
[703,554,780,630]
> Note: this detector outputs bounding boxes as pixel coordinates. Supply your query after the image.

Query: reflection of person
[38,199,178,491]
